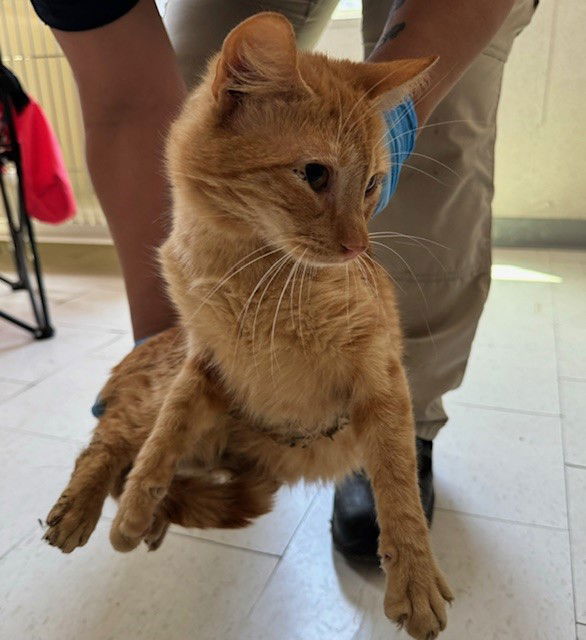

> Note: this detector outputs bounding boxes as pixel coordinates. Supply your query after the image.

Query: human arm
[369,0,516,124]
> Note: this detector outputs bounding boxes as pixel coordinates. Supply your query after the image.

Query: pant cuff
[416,419,447,441]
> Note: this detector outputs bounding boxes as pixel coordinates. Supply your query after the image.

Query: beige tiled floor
[0,247,585,640]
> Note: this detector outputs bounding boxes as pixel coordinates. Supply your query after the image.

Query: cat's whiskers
[344,65,456,156]
[165,244,283,353]
[369,240,437,353]
[371,123,460,181]
[406,152,461,179]
[240,252,290,345]
[371,141,451,190]
[391,118,481,143]
[305,265,316,304]
[233,252,291,361]
[338,61,416,150]
[345,263,351,337]
[269,254,302,378]
[251,252,294,365]
[334,86,345,150]
[360,253,385,317]
[354,255,368,288]
[341,98,384,150]
[356,255,376,297]
[289,251,306,333]
[349,259,361,295]
[394,161,449,187]
[369,231,447,248]
[364,250,404,295]
[369,232,448,273]
[186,244,283,321]
[385,65,453,134]
[371,119,479,160]
[297,258,310,351]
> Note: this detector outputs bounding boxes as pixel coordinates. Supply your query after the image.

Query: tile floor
[0,246,584,640]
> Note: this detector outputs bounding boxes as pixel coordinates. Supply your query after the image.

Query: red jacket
[1,98,76,224]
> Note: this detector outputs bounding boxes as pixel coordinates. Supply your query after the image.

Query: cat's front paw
[44,488,102,553]
[381,547,453,640]
[109,476,168,552]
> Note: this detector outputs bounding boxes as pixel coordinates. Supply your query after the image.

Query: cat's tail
[109,467,279,552]
[162,468,279,531]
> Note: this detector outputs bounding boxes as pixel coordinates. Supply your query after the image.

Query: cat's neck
[194,217,269,260]
[175,208,339,289]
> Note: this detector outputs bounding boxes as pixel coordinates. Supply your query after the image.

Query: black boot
[331,437,435,563]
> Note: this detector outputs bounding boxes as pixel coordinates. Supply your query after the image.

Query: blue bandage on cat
[375,97,418,216]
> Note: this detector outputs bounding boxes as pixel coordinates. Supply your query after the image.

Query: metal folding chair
[0,65,54,340]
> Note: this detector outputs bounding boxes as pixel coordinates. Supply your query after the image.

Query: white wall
[1,1,584,246]
[494,0,586,220]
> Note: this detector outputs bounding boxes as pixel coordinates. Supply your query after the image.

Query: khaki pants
[163,0,536,440]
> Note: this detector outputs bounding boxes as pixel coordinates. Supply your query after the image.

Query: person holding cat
[30,0,537,561]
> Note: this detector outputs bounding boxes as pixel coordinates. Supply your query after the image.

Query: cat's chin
[298,256,363,269]
[283,247,366,268]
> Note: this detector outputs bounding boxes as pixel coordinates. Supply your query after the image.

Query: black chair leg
[1,93,54,340]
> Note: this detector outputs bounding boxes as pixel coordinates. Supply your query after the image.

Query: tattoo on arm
[379,21,406,45]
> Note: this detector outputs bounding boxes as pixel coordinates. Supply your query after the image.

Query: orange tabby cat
[44,13,451,639]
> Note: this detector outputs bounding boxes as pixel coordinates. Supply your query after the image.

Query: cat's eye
[305,163,329,192]
[365,175,379,195]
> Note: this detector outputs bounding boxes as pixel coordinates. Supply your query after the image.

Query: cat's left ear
[212,12,308,108]
[356,56,439,108]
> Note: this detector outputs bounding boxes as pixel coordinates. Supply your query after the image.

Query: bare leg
[354,362,453,640]
[52,0,186,340]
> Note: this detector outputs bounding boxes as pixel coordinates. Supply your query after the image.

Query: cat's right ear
[211,12,308,110]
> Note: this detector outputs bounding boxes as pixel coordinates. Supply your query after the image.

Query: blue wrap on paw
[375,97,418,216]
[91,396,106,418]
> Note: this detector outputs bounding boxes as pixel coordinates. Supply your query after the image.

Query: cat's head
[168,12,435,266]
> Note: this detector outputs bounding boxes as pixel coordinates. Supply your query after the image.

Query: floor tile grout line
[55,290,95,305]
[0,526,40,563]
[0,375,30,385]
[552,304,580,626]
[86,333,129,357]
[170,531,281,559]
[451,400,560,419]
[158,528,282,560]
[58,321,128,334]
[243,488,322,622]
[436,507,568,533]
[0,330,126,406]
[0,423,85,447]
[97,513,282,560]
[0,378,43,407]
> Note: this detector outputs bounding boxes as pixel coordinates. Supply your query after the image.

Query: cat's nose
[340,243,367,260]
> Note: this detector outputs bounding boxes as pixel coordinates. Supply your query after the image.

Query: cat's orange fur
[44,13,451,639]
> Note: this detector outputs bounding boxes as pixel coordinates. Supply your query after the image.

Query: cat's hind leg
[44,421,133,553]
